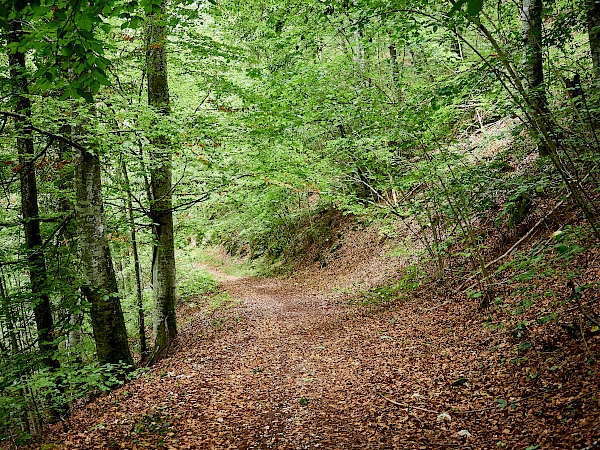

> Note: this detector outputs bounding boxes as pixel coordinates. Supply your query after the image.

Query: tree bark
[8,15,59,371]
[521,0,548,155]
[121,159,148,360]
[56,122,83,361]
[389,43,400,88]
[74,138,133,368]
[587,0,600,87]
[147,3,177,363]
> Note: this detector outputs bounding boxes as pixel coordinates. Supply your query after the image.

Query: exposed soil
[31,226,600,450]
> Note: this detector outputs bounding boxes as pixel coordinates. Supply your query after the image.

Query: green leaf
[132,15,142,28]
[449,0,469,15]
[497,398,507,408]
[467,0,484,16]
[537,313,557,325]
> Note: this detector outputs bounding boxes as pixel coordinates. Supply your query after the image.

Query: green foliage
[206,292,234,312]
[178,269,218,299]
[358,265,424,308]
[0,361,131,442]
[133,411,172,436]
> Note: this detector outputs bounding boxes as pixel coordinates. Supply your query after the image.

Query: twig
[376,392,440,414]
[453,405,501,414]
[424,300,450,312]
[569,281,600,327]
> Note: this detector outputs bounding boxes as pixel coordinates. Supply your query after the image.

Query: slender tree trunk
[74,136,133,368]
[587,0,600,87]
[121,159,148,360]
[57,123,83,361]
[0,268,19,356]
[147,2,177,363]
[8,15,59,371]
[521,0,549,155]
[389,43,400,88]
[451,26,463,59]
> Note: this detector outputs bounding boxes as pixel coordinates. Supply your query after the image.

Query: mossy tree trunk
[146,2,177,363]
[587,0,600,88]
[74,139,133,368]
[521,0,549,155]
[121,159,148,360]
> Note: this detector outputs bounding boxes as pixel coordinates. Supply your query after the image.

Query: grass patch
[206,292,236,312]
[192,246,263,277]
[354,265,424,309]
[178,268,218,298]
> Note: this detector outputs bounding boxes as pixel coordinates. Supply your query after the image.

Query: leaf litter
[29,220,600,450]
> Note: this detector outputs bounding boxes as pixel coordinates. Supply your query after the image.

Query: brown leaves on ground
[33,229,600,450]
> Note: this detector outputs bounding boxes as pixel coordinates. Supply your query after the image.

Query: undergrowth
[354,265,426,310]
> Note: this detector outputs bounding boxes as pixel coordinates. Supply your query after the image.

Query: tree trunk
[56,123,83,361]
[74,138,133,368]
[451,26,463,59]
[121,159,148,360]
[8,15,59,371]
[587,0,600,87]
[521,0,548,155]
[0,268,19,356]
[389,43,400,88]
[147,2,177,363]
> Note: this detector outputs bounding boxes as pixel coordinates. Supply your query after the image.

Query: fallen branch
[568,281,600,327]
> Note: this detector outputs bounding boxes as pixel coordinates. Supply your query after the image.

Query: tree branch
[0,214,73,228]
[0,109,87,152]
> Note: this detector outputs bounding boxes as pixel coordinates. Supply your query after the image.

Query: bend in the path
[31,254,600,450]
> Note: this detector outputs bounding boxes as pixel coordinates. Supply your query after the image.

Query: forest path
[44,256,600,449]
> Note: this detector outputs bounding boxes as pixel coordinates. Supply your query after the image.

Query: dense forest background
[1,0,600,446]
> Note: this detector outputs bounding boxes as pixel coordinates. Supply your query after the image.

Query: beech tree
[587,0,600,87]
[146,1,177,361]
[74,128,134,368]
[521,0,548,156]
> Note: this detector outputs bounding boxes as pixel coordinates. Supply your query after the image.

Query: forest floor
[34,225,600,450]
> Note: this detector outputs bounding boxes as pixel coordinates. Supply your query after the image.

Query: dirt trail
[38,258,600,449]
